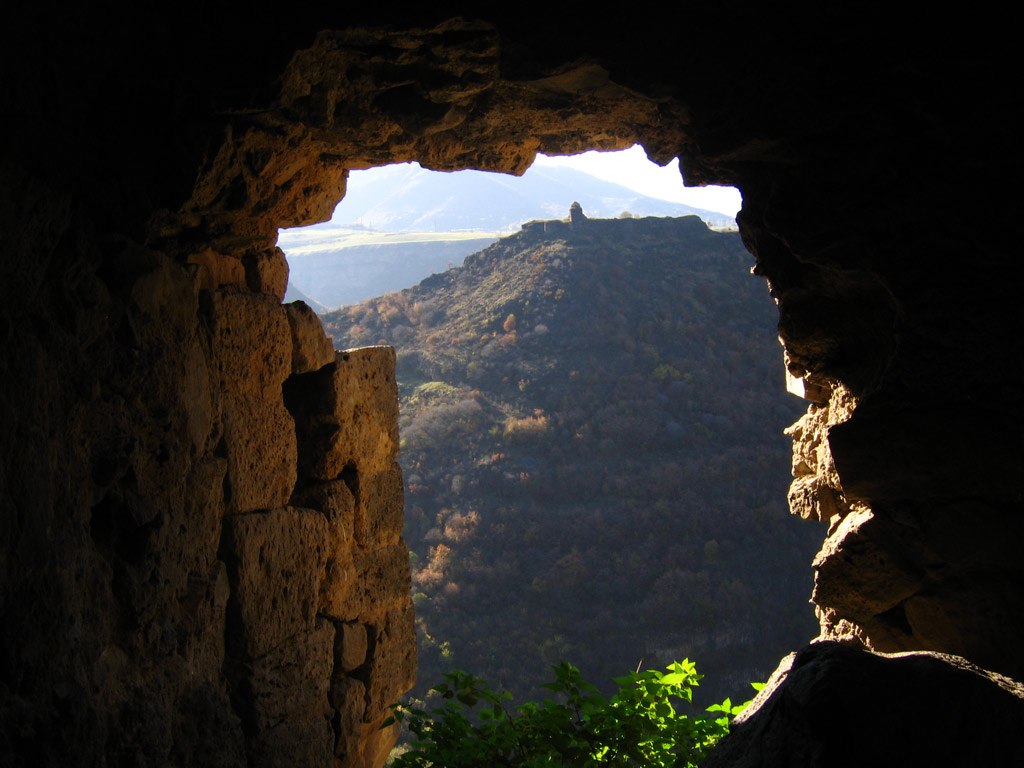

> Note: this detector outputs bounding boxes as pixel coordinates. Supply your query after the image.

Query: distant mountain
[281,231,499,310]
[282,282,329,313]
[278,163,737,309]
[324,162,736,232]
[321,214,824,707]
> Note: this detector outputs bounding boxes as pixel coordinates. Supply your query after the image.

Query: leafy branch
[385,660,755,767]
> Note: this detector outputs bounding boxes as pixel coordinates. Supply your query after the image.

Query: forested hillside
[320,214,825,706]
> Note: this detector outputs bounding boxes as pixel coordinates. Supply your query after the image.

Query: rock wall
[0,158,413,765]
[702,642,1024,768]
[1,6,1021,767]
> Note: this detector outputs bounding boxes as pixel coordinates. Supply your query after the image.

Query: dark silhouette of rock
[703,642,1024,768]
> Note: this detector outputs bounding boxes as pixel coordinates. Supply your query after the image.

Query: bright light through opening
[277,144,743,309]
[529,145,741,217]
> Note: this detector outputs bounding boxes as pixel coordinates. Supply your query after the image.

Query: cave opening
[5,8,1023,767]
[277,146,742,309]
[185,19,1024,762]
[273,145,825,709]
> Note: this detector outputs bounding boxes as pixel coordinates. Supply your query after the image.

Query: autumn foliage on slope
[320,215,824,706]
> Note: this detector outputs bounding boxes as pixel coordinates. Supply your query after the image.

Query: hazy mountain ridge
[323,162,735,232]
[284,236,498,309]
[321,215,823,706]
[283,282,329,313]
[278,164,736,308]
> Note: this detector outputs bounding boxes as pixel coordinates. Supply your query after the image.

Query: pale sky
[531,145,742,217]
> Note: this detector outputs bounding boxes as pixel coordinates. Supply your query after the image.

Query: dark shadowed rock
[702,642,1024,768]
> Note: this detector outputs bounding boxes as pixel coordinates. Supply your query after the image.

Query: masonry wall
[0,157,414,764]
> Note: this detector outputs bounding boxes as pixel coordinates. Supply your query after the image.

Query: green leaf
[387,660,750,768]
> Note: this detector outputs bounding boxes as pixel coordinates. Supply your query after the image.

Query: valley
[320,213,825,707]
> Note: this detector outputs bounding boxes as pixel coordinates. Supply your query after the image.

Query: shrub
[386,660,750,768]
[503,412,548,441]
[403,399,484,445]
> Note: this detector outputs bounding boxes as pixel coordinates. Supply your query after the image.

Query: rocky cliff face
[0,203,414,765]
[1,6,1021,767]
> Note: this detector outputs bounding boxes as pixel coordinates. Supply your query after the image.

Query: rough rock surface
[1,6,1021,767]
[702,642,1024,768]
